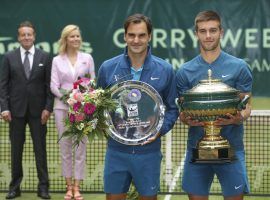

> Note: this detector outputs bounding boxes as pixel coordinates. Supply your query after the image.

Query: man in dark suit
[0,21,54,199]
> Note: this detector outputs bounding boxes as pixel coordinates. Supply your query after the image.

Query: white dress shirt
[20,45,35,70]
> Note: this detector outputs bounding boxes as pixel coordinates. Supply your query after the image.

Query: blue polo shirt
[97,47,179,154]
[176,51,253,151]
[131,66,143,81]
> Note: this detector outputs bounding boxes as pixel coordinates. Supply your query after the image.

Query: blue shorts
[104,148,162,196]
[182,150,250,197]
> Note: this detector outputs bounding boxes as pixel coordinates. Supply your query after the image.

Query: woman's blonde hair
[58,24,82,54]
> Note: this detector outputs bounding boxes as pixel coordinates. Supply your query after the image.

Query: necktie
[24,51,31,79]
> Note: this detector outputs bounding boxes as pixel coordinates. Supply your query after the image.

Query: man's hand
[1,111,11,122]
[179,112,204,126]
[215,92,251,126]
[214,111,243,126]
[141,133,161,145]
[41,109,51,125]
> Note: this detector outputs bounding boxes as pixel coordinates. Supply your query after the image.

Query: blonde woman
[50,25,95,200]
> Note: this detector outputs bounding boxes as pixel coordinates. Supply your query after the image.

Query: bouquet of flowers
[60,75,117,147]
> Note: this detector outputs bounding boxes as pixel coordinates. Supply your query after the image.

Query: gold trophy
[176,69,249,163]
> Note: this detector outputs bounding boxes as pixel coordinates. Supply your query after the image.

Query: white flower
[76,123,84,130]
[92,118,98,129]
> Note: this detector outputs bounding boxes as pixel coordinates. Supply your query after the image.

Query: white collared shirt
[20,46,35,70]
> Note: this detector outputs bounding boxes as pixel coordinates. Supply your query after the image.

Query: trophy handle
[237,94,250,110]
[175,98,183,111]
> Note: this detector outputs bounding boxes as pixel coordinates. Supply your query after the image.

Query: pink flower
[67,98,77,106]
[69,114,75,123]
[80,77,91,85]
[73,102,82,112]
[73,92,84,102]
[75,113,85,122]
[84,103,96,115]
[73,79,83,89]
[89,90,96,98]
[89,87,95,93]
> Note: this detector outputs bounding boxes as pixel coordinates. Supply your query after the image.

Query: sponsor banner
[0,0,269,96]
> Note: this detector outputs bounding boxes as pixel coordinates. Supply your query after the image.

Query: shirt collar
[131,66,143,72]
[198,50,225,65]
[20,45,35,55]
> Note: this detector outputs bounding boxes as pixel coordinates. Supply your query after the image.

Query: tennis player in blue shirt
[97,14,179,200]
[176,10,252,200]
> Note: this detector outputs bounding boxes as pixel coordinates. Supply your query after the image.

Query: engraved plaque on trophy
[105,80,165,145]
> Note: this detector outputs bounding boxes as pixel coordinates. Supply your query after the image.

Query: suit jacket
[0,47,54,117]
[50,52,95,110]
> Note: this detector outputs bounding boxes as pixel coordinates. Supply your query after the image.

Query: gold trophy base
[191,122,237,163]
[191,147,236,163]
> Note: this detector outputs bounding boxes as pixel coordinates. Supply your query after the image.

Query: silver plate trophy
[105,80,165,145]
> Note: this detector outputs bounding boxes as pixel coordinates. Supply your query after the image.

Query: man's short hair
[194,10,222,31]
[124,13,152,35]
[18,21,36,35]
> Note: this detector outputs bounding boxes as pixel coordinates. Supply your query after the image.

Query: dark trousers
[8,114,49,192]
